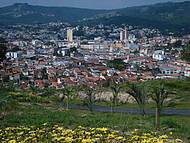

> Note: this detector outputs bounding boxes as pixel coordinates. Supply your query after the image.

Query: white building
[152,50,165,61]
[120,28,128,42]
[184,70,190,77]
[184,65,190,77]
[128,34,136,43]
[67,29,73,42]
[6,52,18,59]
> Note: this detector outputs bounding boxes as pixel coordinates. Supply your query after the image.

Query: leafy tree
[126,83,147,116]
[0,88,15,119]
[82,86,100,112]
[41,68,48,80]
[60,86,76,110]
[181,44,190,62]
[110,81,122,113]
[0,44,7,62]
[107,59,126,71]
[150,82,172,129]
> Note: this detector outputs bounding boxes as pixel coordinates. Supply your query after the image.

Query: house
[56,47,70,57]
[34,80,45,88]
[156,73,180,79]
[152,50,166,61]
[184,70,190,77]
[6,52,19,59]
[159,64,181,75]
[141,71,155,80]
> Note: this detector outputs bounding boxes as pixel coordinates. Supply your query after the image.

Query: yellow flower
[81,138,92,143]
[97,127,108,132]
[8,140,16,143]
[0,124,183,143]
[175,138,183,143]
[65,137,73,142]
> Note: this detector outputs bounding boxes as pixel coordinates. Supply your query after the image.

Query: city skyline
[0,0,188,9]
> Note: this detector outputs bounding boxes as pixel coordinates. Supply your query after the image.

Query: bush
[161,119,180,128]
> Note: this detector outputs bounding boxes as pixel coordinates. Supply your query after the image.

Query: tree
[126,83,147,116]
[110,81,122,113]
[0,88,15,119]
[41,68,48,80]
[82,86,99,112]
[107,59,126,71]
[0,44,7,62]
[150,82,170,130]
[60,86,76,110]
[181,44,190,62]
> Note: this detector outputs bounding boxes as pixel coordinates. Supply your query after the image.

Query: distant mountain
[84,1,190,34]
[0,2,190,34]
[0,3,106,24]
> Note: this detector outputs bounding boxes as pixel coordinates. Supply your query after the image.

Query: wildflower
[8,140,16,143]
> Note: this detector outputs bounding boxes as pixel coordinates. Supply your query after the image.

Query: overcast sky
[0,0,188,9]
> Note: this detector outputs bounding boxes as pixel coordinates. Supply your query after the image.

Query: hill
[0,3,106,24]
[0,2,190,34]
[83,1,190,34]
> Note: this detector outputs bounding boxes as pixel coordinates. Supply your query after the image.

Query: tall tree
[60,86,76,110]
[110,81,122,113]
[126,83,147,116]
[0,88,14,119]
[150,82,170,130]
[82,86,100,112]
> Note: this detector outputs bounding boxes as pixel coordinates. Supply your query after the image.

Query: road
[70,104,190,116]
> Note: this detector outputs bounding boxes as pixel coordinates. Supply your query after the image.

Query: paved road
[70,104,190,116]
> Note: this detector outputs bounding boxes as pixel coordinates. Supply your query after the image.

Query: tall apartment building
[120,28,128,42]
[67,28,73,42]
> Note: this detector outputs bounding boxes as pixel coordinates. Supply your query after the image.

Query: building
[120,28,128,42]
[152,50,166,61]
[159,64,181,75]
[67,28,73,42]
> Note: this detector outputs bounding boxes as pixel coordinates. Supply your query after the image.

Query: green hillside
[0,3,106,24]
[0,1,190,33]
[84,1,190,34]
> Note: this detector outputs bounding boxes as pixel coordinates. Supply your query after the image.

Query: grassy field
[0,99,190,141]
[1,79,190,142]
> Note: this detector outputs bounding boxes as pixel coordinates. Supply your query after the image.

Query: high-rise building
[120,28,128,42]
[67,28,73,42]
[120,30,124,41]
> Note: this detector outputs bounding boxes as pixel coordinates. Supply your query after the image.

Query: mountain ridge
[0,2,190,34]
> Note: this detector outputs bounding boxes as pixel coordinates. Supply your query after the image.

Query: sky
[0,0,188,9]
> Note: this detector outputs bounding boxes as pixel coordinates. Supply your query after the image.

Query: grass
[1,79,190,141]
[1,101,190,141]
